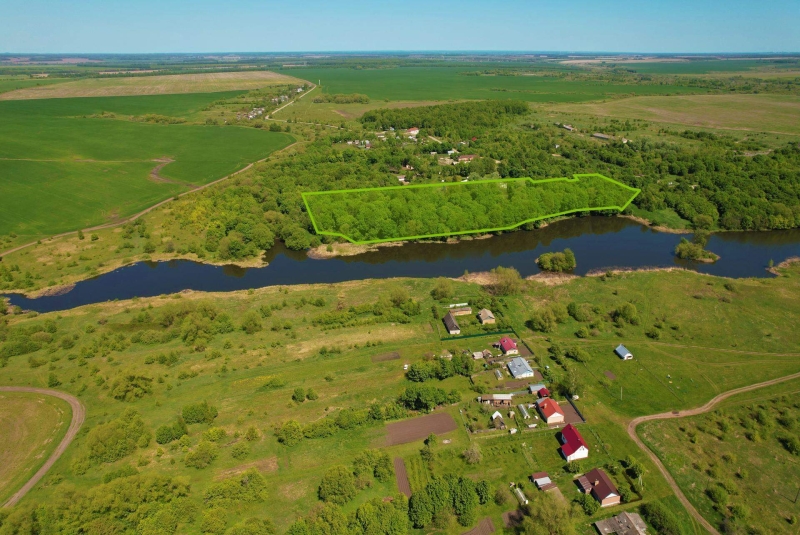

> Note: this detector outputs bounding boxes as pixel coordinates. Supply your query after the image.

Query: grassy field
[289,67,707,103]
[1,262,799,532]
[0,92,294,239]
[557,94,800,134]
[0,71,303,99]
[603,59,799,75]
[639,381,800,533]
[0,391,71,505]
[0,76,69,95]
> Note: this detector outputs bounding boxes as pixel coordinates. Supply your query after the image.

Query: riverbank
[4,217,799,313]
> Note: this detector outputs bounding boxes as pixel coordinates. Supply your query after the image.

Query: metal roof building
[507,357,534,379]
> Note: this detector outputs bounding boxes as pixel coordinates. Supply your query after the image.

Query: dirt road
[0,387,85,508]
[627,371,800,535]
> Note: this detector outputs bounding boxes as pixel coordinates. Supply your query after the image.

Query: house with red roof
[560,424,589,462]
[407,127,419,137]
[536,398,565,425]
[498,336,519,355]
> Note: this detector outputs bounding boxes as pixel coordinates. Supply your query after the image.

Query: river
[5,217,800,313]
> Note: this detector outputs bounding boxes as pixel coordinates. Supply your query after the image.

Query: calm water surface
[6,217,800,313]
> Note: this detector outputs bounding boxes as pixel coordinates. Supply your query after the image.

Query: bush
[182,401,218,424]
[230,442,249,460]
[292,388,306,403]
[576,493,599,515]
[203,427,227,442]
[102,464,139,484]
[155,417,188,444]
[275,420,304,446]
[431,278,454,300]
[462,442,482,464]
[240,311,262,334]
[86,409,152,464]
[490,266,523,295]
[537,249,576,272]
[306,388,318,400]
[184,440,219,469]
[706,485,729,505]
[640,501,682,535]
[110,375,153,401]
[318,465,357,504]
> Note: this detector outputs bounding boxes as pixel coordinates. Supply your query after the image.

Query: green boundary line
[302,173,640,245]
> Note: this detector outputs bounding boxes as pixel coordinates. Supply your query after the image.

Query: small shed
[531,472,552,490]
[528,383,546,394]
[477,308,496,324]
[537,387,550,399]
[614,344,633,360]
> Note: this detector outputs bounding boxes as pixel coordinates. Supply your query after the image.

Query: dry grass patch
[0,71,303,100]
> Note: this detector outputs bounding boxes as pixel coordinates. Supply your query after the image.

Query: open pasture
[557,94,800,134]
[0,93,293,239]
[0,392,71,505]
[291,67,707,102]
[639,387,800,533]
[0,71,303,100]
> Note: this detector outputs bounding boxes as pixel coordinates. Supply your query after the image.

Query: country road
[0,387,86,508]
[627,370,800,535]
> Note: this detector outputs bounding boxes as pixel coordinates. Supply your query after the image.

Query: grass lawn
[289,67,707,103]
[0,391,72,505]
[0,71,303,100]
[0,93,295,239]
[556,94,800,135]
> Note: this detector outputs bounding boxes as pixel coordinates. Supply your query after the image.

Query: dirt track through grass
[628,370,800,535]
[0,387,85,508]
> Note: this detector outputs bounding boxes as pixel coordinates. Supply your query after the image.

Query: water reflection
[5,217,800,313]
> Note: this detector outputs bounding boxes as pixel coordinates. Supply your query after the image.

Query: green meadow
[0,92,294,239]
[617,59,800,74]
[290,67,707,102]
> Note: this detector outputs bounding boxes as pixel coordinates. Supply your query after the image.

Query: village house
[443,312,461,335]
[560,423,589,462]
[407,127,419,137]
[615,344,633,360]
[449,306,472,316]
[458,154,477,163]
[579,468,621,507]
[562,124,575,131]
[537,398,565,425]
[592,133,613,140]
[507,357,534,379]
[498,336,519,355]
[594,512,648,535]
[480,393,513,408]
[477,308,495,324]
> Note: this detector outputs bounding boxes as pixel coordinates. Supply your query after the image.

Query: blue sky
[1,0,798,54]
